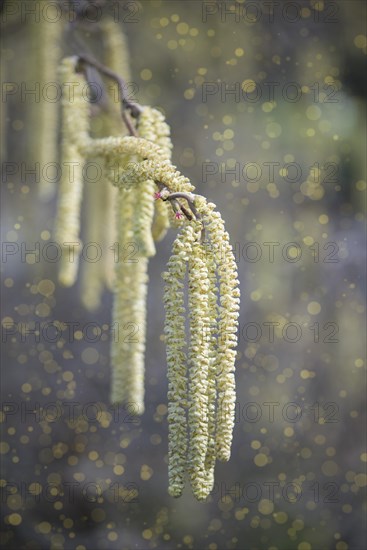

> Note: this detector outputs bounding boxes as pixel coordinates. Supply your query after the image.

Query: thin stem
[155,184,194,221]
[156,188,205,239]
[76,54,143,136]
[165,192,202,221]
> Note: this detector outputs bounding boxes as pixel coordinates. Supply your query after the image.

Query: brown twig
[165,192,202,222]
[154,184,193,220]
[156,187,205,240]
[76,53,143,136]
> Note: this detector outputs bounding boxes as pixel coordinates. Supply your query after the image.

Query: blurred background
[1,0,366,548]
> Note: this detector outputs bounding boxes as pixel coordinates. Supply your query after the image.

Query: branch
[164,192,202,222]
[76,54,143,136]
[155,188,205,239]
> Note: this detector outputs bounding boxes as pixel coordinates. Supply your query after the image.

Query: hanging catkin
[100,17,134,290]
[109,106,175,407]
[110,188,148,412]
[28,9,63,200]
[187,240,212,500]
[55,57,90,287]
[200,201,240,462]
[162,225,195,497]
[79,18,134,308]
[137,107,173,242]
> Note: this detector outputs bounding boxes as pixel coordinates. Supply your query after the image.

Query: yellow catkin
[0,50,7,161]
[100,17,133,290]
[136,106,173,248]
[139,107,173,241]
[101,22,155,406]
[81,137,194,194]
[109,106,174,406]
[55,57,90,287]
[162,225,196,497]
[132,109,157,257]
[152,194,171,241]
[102,171,120,292]
[203,246,219,490]
[199,201,240,462]
[110,187,147,413]
[77,18,133,300]
[101,17,132,97]
[187,239,212,500]
[112,157,194,196]
[28,11,62,200]
[133,175,157,257]
[79,124,111,306]
[106,93,146,408]
[80,165,105,311]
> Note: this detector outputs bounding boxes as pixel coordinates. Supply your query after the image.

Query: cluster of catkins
[54,52,240,500]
